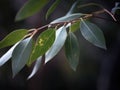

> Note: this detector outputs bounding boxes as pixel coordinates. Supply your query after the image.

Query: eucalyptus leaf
[0,29,28,49]
[65,32,79,71]
[46,0,61,19]
[12,37,33,77]
[51,13,85,24]
[29,28,55,65]
[0,42,20,66]
[80,18,106,49]
[45,26,67,63]
[15,0,49,21]
[27,56,42,79]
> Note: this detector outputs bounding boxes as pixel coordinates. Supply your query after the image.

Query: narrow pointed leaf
[80,19,106,49]
[46,0,61,19]
[65,32,79,71]
[51,13,85,24]
[15,0,49,21]
[45,26,67,63]
[0,42,20,66]
[0,29,28,49]
[27,56,42,79]
[12,37,33,77]
[29,28,55,65]
[66,1,78,15]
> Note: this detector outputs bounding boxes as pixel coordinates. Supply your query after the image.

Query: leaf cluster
[0,0,117,79]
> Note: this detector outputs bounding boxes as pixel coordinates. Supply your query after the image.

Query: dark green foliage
[65,32,79,71]
[15,0,49,21]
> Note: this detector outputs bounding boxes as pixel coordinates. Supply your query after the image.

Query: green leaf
[0,42,20,67]
[46,0,61,19]
[27,56,42,79]
[29,28,55,65]
[0,29,28,49]
[45,26,67,63]
[15,0,49,21]
[70,21,80,32]
[65,32,79,71]
[80,18,106,49]
[12,37,33,77]
[51,13,85,24]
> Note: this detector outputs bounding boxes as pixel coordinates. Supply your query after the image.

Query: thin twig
[27,9,117,37]
[104,9,117,21]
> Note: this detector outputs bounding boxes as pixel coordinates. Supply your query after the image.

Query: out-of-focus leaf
[78,3,104,10]
[29,28,55,65]
[111,2,120,14]
[65,32,79,71]
[27,56,42,79]
[12,37,33,77]
[0,29,27,49]
[80,18,106,49]
[66,1,78,15]
[0,42,20,66]
[46,0,61,19]
[45,26,67,63]
[15,0,49,21]
[70,21,80,32]
[51,13,85,24]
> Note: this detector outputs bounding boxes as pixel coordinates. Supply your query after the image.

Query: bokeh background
[0,0,120,90]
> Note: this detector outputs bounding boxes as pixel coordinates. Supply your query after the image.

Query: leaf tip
[15,15,22,22]
[102,45,107,50]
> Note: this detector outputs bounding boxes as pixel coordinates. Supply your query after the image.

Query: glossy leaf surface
[12,37,33,77]
[0,29,27,49]
[0,42,20,66]
[65,32,79,71]
[45,26,67,63]
[80,19,106,49]
[27,56,42,79]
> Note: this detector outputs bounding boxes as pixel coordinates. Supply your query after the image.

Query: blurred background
[0,0,120,90]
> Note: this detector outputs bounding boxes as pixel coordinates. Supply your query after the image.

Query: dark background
[0,0,120,90]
